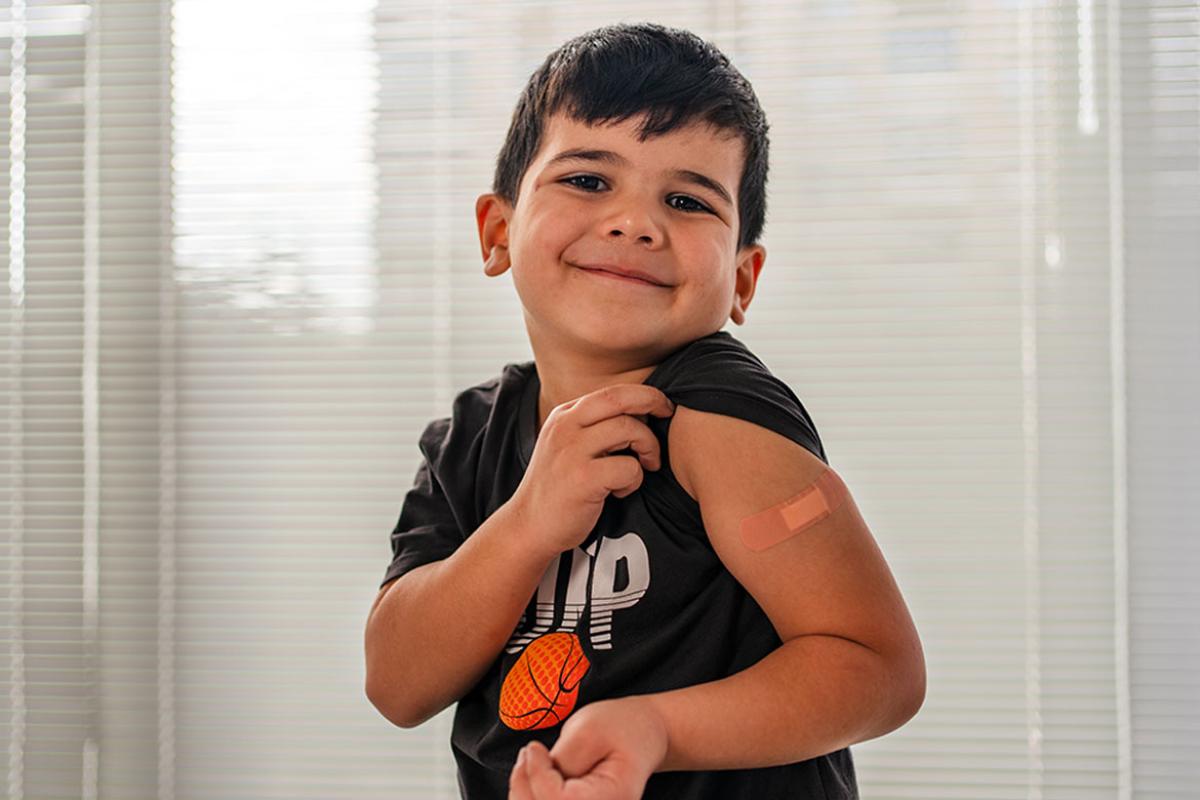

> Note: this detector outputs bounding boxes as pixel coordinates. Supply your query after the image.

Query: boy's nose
[608,228,657,245]
[606,218,661,246]
[602,202,664,244]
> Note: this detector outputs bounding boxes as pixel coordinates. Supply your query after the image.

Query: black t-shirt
[380,330,859,799]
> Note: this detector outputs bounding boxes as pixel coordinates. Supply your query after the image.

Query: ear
[729,244,765,325]
[476,193,514,277]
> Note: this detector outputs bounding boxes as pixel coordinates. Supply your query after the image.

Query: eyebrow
[544,148,734,210]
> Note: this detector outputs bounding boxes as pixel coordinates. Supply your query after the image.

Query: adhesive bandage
[738,468,849,552]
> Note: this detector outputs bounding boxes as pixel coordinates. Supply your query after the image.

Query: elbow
[872,636,926,734]
[362,574,450,729]
[365,647,441,729]
[364,633,420,729]
[891,644,927,729]
[901,666,926,725]
[366,673,425,730]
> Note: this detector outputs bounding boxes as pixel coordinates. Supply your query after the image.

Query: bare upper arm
[667,403,925,681]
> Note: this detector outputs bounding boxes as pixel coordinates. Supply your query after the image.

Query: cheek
[694,248,737,299]
[514,210,575,269]
[702,276,735,309]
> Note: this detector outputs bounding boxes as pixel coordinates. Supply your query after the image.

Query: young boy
[365,22,925,800]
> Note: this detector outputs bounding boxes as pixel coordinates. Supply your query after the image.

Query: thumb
[547,725,609,780]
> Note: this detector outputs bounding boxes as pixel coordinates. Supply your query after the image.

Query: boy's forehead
[537,112,741,164]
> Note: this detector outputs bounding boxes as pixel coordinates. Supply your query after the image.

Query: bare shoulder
[667,403,826,504]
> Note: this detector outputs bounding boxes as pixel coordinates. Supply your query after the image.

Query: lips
[574,262,669,287]
[581,268,663,288]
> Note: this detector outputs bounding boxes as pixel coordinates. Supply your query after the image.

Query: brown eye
[562,175,605,191]
[669,195,712,214]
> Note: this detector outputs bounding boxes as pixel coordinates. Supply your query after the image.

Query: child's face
[476,111,764,360]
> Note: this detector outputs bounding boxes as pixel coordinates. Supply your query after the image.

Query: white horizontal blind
[169,0,458,797]
[2,0,176,797]
[1119,1,1200,794]
[2,2,105,798]
[1,1,1197,800]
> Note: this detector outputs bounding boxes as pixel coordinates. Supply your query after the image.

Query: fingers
[590,404,672,472]
[509,746,535,799]
[548,384,675,474]
[509,742,564,800]
[599,419,661,471]
[541,384,676,502]
[526,742,566,798]
[566,384,676,430]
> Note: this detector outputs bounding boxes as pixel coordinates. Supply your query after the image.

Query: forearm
[640,634,921,773]
[365,498,558,728]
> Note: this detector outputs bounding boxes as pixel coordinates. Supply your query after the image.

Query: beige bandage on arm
[738,467,849,552]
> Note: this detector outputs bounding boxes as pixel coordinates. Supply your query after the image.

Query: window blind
[1,1,1196,798]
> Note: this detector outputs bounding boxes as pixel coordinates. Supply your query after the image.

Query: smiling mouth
[578,267,667,288]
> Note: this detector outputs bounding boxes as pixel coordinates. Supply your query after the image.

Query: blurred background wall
[1,0,1197,797]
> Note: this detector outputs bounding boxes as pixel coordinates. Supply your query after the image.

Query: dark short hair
[492,22,770,251]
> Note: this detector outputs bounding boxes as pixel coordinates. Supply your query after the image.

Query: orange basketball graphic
[499,632,591,730]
